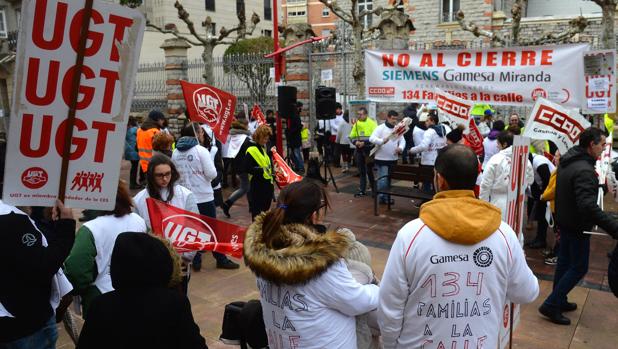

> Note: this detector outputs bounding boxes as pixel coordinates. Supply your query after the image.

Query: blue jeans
[0,317,57,349]
[196,201,229,264]
[226,173,249,206]
[543,228,590,308]
[292,147,304,172]
[377,163,392,202]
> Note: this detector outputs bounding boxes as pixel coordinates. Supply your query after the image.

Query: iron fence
[131,61,167,112]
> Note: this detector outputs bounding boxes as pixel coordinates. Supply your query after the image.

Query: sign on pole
[583,50,615,114]
[365,44,588,108]
[2,0,145,209]
[522,98,591,154]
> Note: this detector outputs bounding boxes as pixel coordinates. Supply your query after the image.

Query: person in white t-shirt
[370,110,405,205]
[379,144,539,349]
[244,180,379,349]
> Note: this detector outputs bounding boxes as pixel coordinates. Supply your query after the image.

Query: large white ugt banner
[2,0,145,209]
[365,44,588,108]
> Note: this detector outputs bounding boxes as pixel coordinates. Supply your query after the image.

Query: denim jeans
[543,228,590,308]
[226,173,250,206]
[292,147,305,172]
[376,163,393,202]
[196,200,229,264]
[355,150,374,193]
[0,317,57,349]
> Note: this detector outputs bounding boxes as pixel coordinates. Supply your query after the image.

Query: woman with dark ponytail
[243,180,379,348]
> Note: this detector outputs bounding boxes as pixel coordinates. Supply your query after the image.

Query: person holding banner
[245,125,275,219]
[172,123,239,270]
[408,112,447,192]
[64,180,147,317]
[243,180,379,348]
[370,110,406,205]
[133,154,198,293]
[539,127,618,325]
[378,144,539,349]
[480,131,534,221]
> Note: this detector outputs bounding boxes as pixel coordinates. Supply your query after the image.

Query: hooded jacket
[243,214,379,349]
[0,202,76,343]
[555,146,618,236]
[482,130,500,169]
[76,233,207,349]
[480,146,534,221]
[378,190,539,349]
[409,124,447,166]
[172,137,217,203]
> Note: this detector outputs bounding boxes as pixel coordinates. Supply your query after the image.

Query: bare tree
[591,0,617,49]
[319,0,398,98]
[456,0,588,46]
[146,1,260,84]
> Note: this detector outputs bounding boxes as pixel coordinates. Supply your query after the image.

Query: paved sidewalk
[56,161,618,348]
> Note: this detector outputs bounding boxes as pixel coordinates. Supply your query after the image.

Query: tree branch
[319,0,352,24]
[456,10,506,45]
[359,5,394,18]
[174,1,207,45]
[518,16,589,45]
[146,22,203,46]
[511,0,526,45]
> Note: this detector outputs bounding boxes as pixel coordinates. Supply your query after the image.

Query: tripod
[320,137,339,192]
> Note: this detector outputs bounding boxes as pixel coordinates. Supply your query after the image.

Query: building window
[262,29,272,37]
[236,0,245,15]
[210,23,216,36]
[358,0,373,29]
[264,0,272,21]
[288,10,307,17]
[322,7,330,17]
[205,0,215,11]
[322,29,331,37]
[441,0,460,23]
[0,10,6,38]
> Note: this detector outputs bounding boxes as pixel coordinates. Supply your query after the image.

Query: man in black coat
[285,102,304,174]
[539,127,618,325]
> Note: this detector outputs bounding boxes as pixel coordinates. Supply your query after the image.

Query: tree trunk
[352,23,365,99]
[202,44,215,84]
[601,3,616,49]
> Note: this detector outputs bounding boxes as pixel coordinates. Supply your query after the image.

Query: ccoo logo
[193,87,222,123]
[21,167,48,189]
[473,246,493,267]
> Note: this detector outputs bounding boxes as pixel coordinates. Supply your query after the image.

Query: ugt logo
[71,171,104,192]
[193,87,221,123]
[21,167,48,189]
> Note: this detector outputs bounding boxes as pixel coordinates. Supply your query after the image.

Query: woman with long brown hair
[64,180,147,316]
[243,180,379,348]
[244,124,275,219]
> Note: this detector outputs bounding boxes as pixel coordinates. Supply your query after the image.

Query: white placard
[321,69,333,82]
[365,44,589,108]
[2,0,145,209]
[269,67,275,79]
[587,97,609,111]
[589,77,610,92]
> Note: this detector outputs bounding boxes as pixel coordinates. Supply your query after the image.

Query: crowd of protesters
[1,100,618,349]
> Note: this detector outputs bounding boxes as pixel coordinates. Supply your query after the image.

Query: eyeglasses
[154,171,172,179]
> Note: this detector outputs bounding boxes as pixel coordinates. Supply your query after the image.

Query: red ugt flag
[180,80,237,143]
[146,198,246,258]
[251,104,267,126]
[271,146,302,188]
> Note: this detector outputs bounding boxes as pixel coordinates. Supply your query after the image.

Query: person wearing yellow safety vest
[137,110,165,176]
[301,122,311,162]
[245,124,275,220]
[349,107,378,197]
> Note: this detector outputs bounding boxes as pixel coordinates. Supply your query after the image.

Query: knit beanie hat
[148,110,165,122]
[337,228,372,267]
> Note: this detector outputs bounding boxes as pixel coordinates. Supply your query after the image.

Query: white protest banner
[523,98,591,154]
[583,50,615,114]
[499,135,529,349]
[2,0,145,209]
[435,88,473,126]
[365,44,588,108]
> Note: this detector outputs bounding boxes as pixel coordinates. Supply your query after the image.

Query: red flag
[464,118,484,157]
[146,198,246,258]
[180,80,237,143]
[271,146,302,187]
[251,104,267,126]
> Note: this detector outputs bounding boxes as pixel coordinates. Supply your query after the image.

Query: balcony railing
[7,31,18,52]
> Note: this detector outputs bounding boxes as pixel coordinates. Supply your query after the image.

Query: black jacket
[0,204,76,343]
[286,114,302,148]
[555,146,618,237]
[77,233,207,349]
[244,143,274,215]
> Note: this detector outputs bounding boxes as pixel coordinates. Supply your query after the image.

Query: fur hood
[243,213,351,285]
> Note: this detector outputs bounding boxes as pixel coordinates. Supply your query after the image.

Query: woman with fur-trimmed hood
[244,180,379,349]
